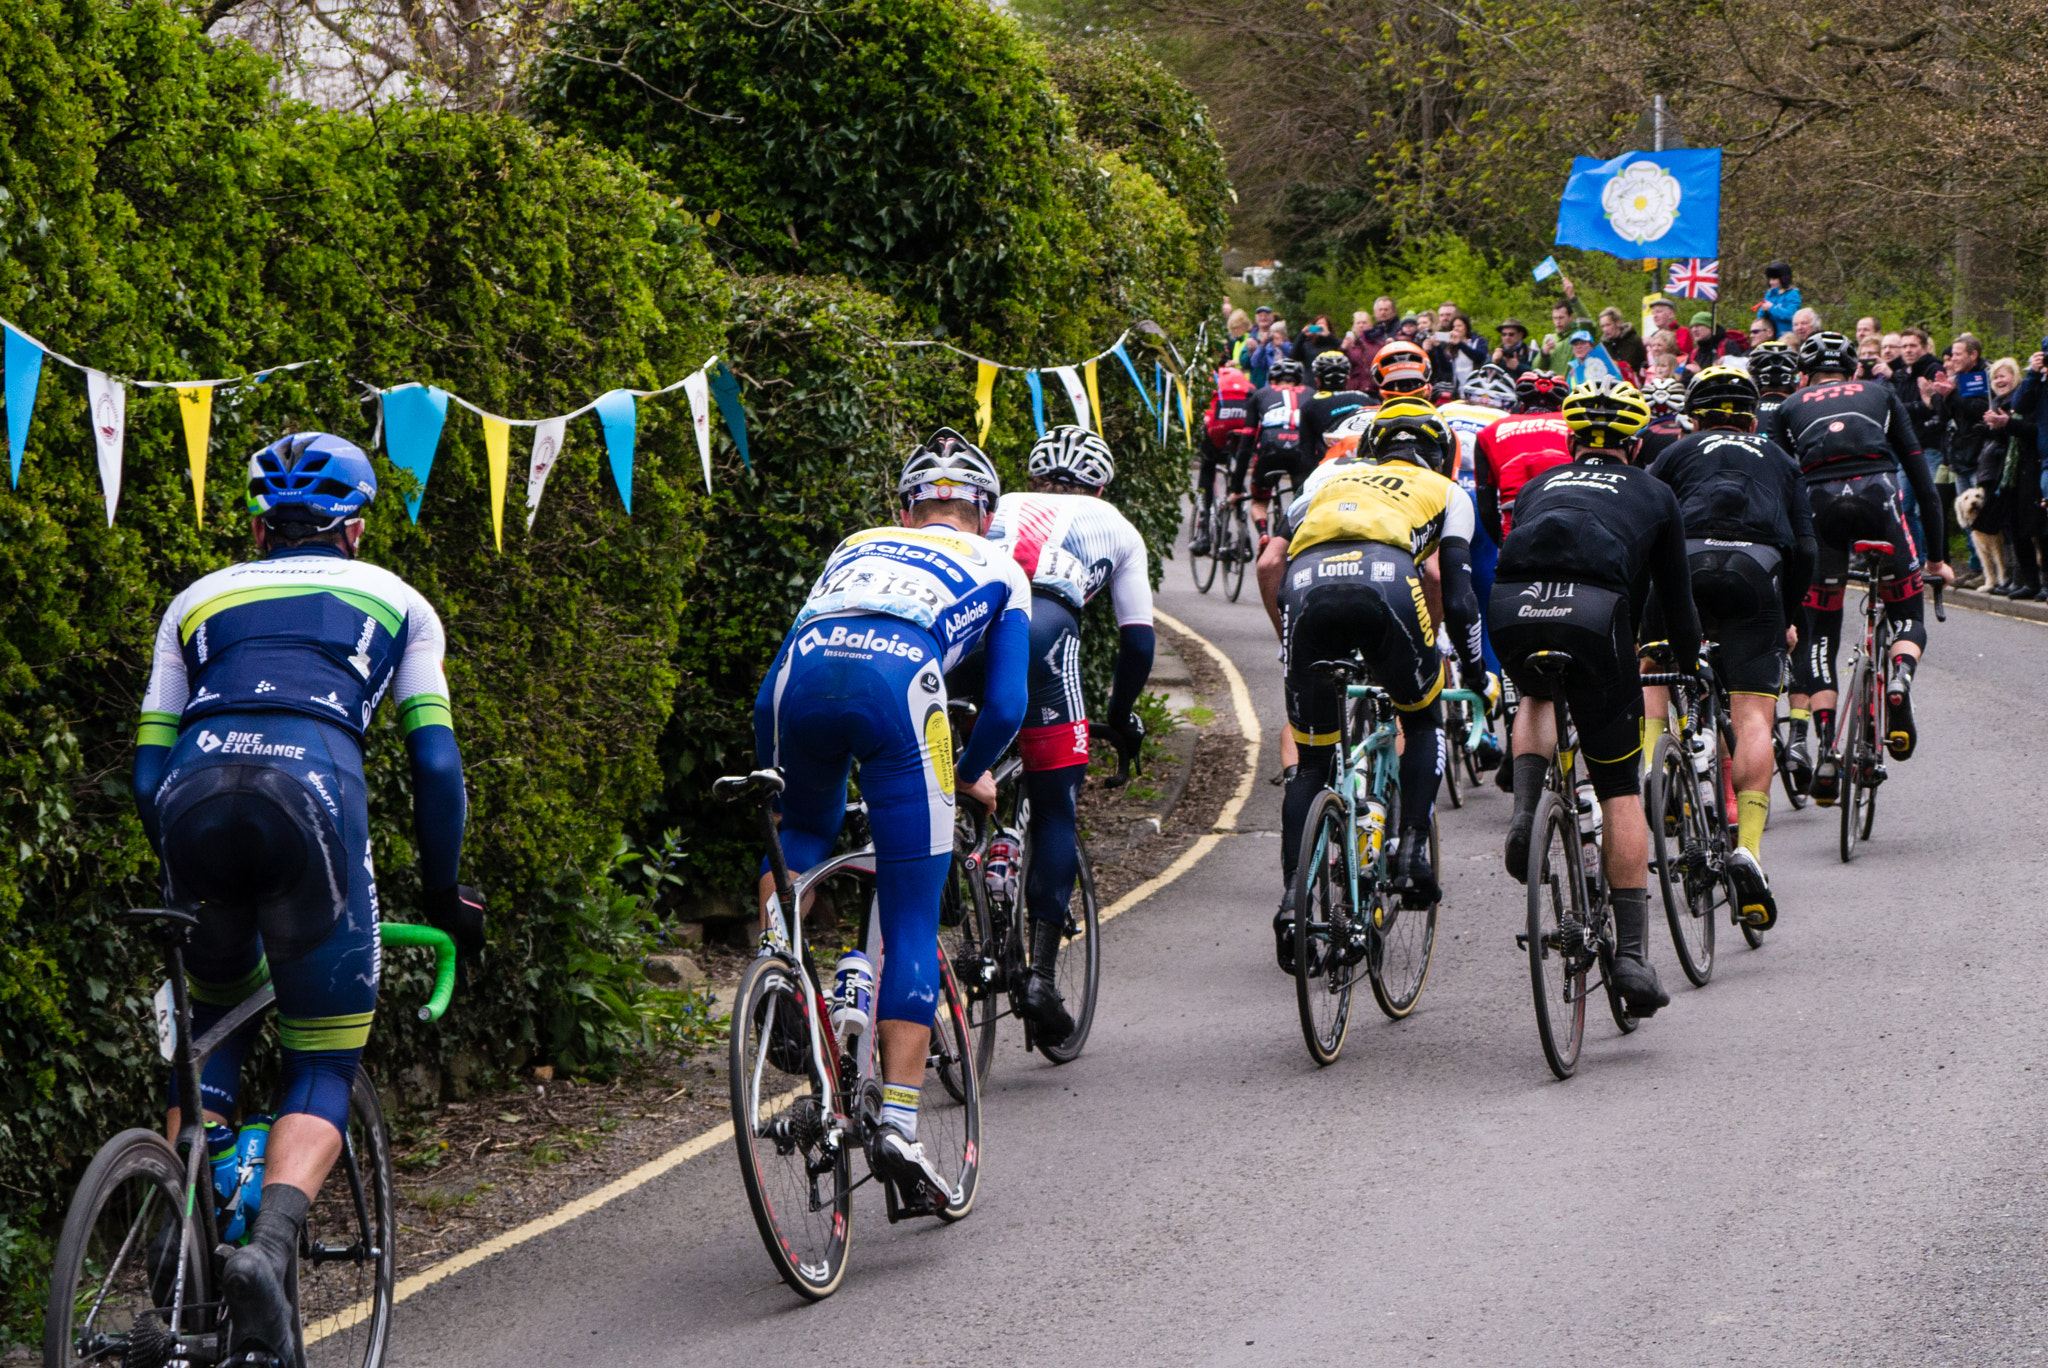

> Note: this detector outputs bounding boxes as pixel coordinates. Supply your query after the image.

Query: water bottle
[1356,798,1386,865]
[220,1114,272,1244]
[830,950,874,1038]
[207,1122,239,1234]
[984,831,1021,912]
[1687,729,1713,777]
[1577,782,1604,884]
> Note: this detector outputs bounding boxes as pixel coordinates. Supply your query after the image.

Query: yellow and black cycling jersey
[1285,455,1476,562]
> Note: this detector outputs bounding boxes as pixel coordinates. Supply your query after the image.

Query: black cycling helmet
[897,428,1000,510]
[1310,350,1352,390]
[1798,330,1857,377]
[1748,342,1800,393]
[1684,365,1761,422]
[1514,370,1567,413]
[1268,357,1306,385]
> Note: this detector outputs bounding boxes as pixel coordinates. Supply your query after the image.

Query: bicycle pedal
[880,1172,941,1223]
[1514,932,1530,950]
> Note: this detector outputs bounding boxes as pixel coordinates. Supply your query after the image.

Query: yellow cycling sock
[1789,706,1811,723]
[1736,789,1770,858]
[1641,715,1664,760]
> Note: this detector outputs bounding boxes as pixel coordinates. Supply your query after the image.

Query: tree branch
[1810,23,1936,54]
[542,49,744,120]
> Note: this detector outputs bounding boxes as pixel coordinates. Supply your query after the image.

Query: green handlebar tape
[1439,689,1493,750]
[379,922,458,1022]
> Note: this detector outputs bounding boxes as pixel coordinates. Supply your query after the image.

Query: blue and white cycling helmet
[247,432,377,528]
[897,428,1001,511]
[1027,424,1116,489]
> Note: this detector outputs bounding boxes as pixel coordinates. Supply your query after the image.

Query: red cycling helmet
[1514,370,1567,413]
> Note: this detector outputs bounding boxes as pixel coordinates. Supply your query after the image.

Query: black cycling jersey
[1296,389,1373,467]
[1249,383,1307,451]
[1634,416,1689,469]
[1755,394,1790,430]
[1495,455,1701,666]
[1648,427,1815,623]
[1763,378,1941,543]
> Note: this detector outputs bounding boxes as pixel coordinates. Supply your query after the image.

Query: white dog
[1956,485,2008,588]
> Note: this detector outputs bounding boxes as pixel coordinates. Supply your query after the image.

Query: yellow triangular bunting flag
[175,387,213,526]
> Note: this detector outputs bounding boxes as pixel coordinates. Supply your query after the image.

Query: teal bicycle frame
[1336,681,1400,914]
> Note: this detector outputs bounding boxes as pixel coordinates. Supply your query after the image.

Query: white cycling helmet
[898,428,1001,509]
[1459,365,1517,411]
[1026,424,1116,489]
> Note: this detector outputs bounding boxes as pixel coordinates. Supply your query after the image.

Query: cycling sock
[1640,715,1664,762]
[1814,708,1836,753]
[1788,707,1809,746]
[1610,887,1650,959]
[245,1182,309,1275]
[1888,653,1917,695]
[1736,790,1770,858]
[1510,754,1548,818]
[881,1083,919,1141]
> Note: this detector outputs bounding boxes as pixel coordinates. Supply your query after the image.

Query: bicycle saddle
[1852,540,1894,557]
[713,768,786,803]
[1522,650,1576,677]
[117,907,201,931]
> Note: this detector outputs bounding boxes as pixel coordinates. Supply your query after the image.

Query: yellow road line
[311,611,1259,1336]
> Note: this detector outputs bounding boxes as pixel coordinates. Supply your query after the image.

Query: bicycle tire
[1223,506,1250,602]
[729,953,852,1301]
[1773,718,1808,810]
[1369,805,1437,1020]
[299,1070,396,1368]
[1292,790,1356,1065]
[1442,727,1464,809]
[937,843,998,1090]
[1189,499,1219,593]
[923,952,983,1222]
[1648,736,1715,987]
[1859,657,1882,843]
[1839,660,1868,864]
[1034,843,1101,1065]
[1526,791,1587,1079]
[45,1128,211,1368]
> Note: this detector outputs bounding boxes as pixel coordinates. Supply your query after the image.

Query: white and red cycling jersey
[986,492,1153,625]
[1474,413,1572,538]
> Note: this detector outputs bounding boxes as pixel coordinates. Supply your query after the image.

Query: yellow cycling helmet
[1561,379,1652,451]
[1367,398,1455,472]
[1684,365,1761,421]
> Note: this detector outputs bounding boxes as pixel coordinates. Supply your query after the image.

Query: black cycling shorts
[1804,469,1924,609]
[1489,580,1643,801]
[1250,439,1304,497]
[1640,540,1786,697]
[1280,542,1442,744]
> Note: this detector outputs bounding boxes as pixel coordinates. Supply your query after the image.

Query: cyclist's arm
[956,604,1029,785]
[1437,487,1485,673]
[132,601,189,854]
[1782,452,1818,625]
[1473,435,1506,544]
[394,594,467,892]
[1886,390,1944,561]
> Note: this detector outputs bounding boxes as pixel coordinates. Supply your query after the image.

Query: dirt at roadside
[372,617,1247,1286]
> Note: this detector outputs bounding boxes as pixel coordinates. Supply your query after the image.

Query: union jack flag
[1666,259,1719,301]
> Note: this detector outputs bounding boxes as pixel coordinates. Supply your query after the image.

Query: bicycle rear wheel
[1223,505,1250,602]
[937,842,998,1089]
[921,954,983,1222]
[1648,736,1715,986]
[299,1070,396,1367]
[1033,843,1101,1065]
[1369,809,1437,1020]
[1292,790,1357,1065]
[1526,791,1588,1079]
[1188,498,1218,593]
[1442,728,1464,809]
[45,1129,211,1368]
[1838,662,1869,864]
[729,953,851,1300]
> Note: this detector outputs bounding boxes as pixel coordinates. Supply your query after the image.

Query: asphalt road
[396,553,2048,1367]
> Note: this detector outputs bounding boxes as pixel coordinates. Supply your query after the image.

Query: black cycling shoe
[1189,530,1212,556]
[1389,834,1439,909]
[1270,763,1297,788]
[760,993,813,1075]
[871,1123,951,1215]
[222,1243,295,1364]
[1015,970,1075,1047]
[1886,673,1917,760]
[1273,891,1298,975]
[1609,895,1669,1017]
[1727,848,1778,931]
[1504,813,1533,884]
[1785,741,1813,796]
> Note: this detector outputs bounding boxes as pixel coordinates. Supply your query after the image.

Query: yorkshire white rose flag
[1554,149,1720,260]
[84,369,126,525]
[526,416,565,529]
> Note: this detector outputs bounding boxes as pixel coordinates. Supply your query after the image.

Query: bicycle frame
[1337,682,1399,916]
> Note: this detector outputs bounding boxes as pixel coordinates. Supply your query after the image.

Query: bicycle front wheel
[922,953,983,1222]
[729,954,851,1300]
[1223,506,1250,602]
[1034,843,1101,1065]
[1292,790,1357,1065]
[299,1070,396,1368]
[1526,791,1588,1079]
[1648,736,1714,987]
[45,1129,211,1368]
[1838,662,1869,864]
[1369,809,1437,1020]
[937,842,998,1090]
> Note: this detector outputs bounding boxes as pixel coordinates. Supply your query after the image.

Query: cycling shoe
[1015,970,1074,1048]
[1886,677,1917,760]
[222,1243,295,1363]
[1610,953,1670,1017]
[1504,813,1533,884]
[1273,890,1298,975]
[1727,848,1778,931]
[1810,756,1840,806]
[1389,835,1439,909]
[872,1124,954,1213]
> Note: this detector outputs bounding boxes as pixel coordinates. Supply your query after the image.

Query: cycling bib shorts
[1489,580,1644,800]
[155,711,380,1130]
[1797,469,1927,693]
[1019,594,1088,772]
[756,613,955,1025]
[1279,542,1444,740]
[1640,541,1787,696]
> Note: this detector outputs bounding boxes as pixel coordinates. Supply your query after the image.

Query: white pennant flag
[85,369,126,525]
[1050,365,1090,431]
[682,367,713,492]
[526,416,566,529]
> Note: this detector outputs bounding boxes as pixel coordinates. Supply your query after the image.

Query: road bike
[44,912,455,1368]
[717,768,980,1302]
[1830,539,1920,863]
[1641,646,1748,986]
[1514,651,1637,1080]
[1286,659,1440,1066]
[1439,684,1498,810]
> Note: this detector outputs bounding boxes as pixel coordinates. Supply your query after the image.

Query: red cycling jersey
[1474,413,1571,536]
[1205,368,1256,447]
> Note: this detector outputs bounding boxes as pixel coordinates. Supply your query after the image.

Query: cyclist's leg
[1487,579,1569,878]
[1275,559,1353,964]
[1876,479,1931,758]
[1015,597,1087,1039]
[1800,487,1855,795]
[1469,523,1502,676]
[1362,550,1447,901]
[751,635,855,930]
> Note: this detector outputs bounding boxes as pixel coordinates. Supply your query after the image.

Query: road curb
[1946,584,2048,625]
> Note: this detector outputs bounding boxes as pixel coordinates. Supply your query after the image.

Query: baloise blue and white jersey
[793,525,1032,673]
[137,548,453,748]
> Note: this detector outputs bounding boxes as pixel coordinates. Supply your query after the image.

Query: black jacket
[1649,428,1817,622]
[1889,352,1946,453]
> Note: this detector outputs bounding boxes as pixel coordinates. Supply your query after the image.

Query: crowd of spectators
[1219,258,2048,597]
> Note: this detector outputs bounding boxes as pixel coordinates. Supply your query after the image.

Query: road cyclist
[983,424,1155,1047]
[125,432,482,1363]
[1489,380,1700,1019]
[1643,365,1815,928]
[1190,363,1257,562]
[747,428,1031,1210]
[1246,356,1311,544]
